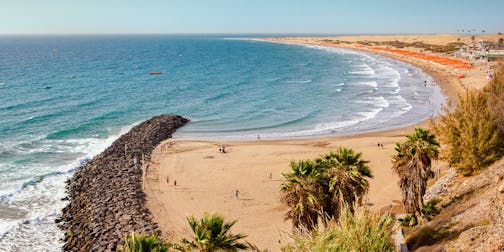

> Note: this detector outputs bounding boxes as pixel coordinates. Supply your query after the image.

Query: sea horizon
[0,32,459,37]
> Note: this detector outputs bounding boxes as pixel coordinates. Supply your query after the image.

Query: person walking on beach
[235,189,239,199]
[166,176,169,184]
[221,144,226,153]
[174,179,177,187]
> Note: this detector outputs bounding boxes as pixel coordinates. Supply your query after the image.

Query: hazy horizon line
[0,32,491,36]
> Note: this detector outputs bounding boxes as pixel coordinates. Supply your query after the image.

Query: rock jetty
[58,114,188,251]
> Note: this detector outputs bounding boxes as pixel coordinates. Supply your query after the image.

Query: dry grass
[433,66,504,175]
[282,208,395,252]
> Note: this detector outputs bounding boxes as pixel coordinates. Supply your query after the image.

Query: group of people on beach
[377,141,384,148]
[166,176,176,187]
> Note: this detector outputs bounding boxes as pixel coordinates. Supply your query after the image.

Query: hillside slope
[407,159,504,251]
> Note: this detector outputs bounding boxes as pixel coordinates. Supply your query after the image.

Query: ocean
[0,35,443,250]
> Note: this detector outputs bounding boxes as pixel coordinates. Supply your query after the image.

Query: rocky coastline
[57,114,188,251]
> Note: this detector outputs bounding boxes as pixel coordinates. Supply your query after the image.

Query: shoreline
[173,119,428,142]
[143,35,500,250]
[145,123,419,250]
[174,38,447,142]
[259,37,462,104]
[142,35,483,250]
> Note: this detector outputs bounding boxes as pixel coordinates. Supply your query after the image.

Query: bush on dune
[120,232,173,252]
[484,66,504,132]
[433,66,504,175]
[180,212,249,252]
[282,207,395,252]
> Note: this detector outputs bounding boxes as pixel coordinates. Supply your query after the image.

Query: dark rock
[58,114,188,251]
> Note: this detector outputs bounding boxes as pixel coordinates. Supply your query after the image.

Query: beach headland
[143,34,500,250]
[58,114,188,251]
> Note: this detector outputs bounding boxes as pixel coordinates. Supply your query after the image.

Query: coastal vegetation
[281,207,395,252]
[180,213,249,252]
[399,65,504,250]
[120,213,250,252]
[407,158,504,250]
[433,66,504,175]
[391,128,439,224]
[349,39,464,53]
[485,66,504,132]
[121,232,172,252]
[280,147,372,230]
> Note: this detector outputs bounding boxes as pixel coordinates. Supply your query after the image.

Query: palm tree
[316,147,372,222]
[392,128,439,224]
[280,160,321,231]
[281,147,372,230]
[181,212,248,252]
[121,232,171,252]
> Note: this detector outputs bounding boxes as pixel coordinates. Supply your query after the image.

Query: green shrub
[434,88,504,175]
[120,232,172,252]
[180,212,248,252]
[421,199,441,220]
[434,66,504,175]
[406,226,449,250]
[282,207,395,252]
[398,214,416,227]
[484,66,504,132]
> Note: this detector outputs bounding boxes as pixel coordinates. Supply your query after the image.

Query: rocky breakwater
[58,114,188,251]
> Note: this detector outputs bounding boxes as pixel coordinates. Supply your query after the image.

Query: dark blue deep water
[0,35,443,249]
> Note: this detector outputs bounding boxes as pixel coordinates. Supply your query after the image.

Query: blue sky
[1,0,503,34]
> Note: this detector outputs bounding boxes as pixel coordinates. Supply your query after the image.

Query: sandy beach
[143,34,498,250]
[145,125,425,250]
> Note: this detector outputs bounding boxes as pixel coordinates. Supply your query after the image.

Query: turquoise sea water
[0,35,443,249]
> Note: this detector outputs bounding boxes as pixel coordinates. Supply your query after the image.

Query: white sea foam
[302,44,363,56]
[376,65,400,78]
[387,95,413,118]
[0,122,137,200]
[349,64,376,75]
[357,108,384,120]
[383,78,400,94]
[356,96,389,108]
[313,119,361,132]
[0,122,140,249]
[384,78,400,88]
[285,80,312,84]
[358,81,378,88]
